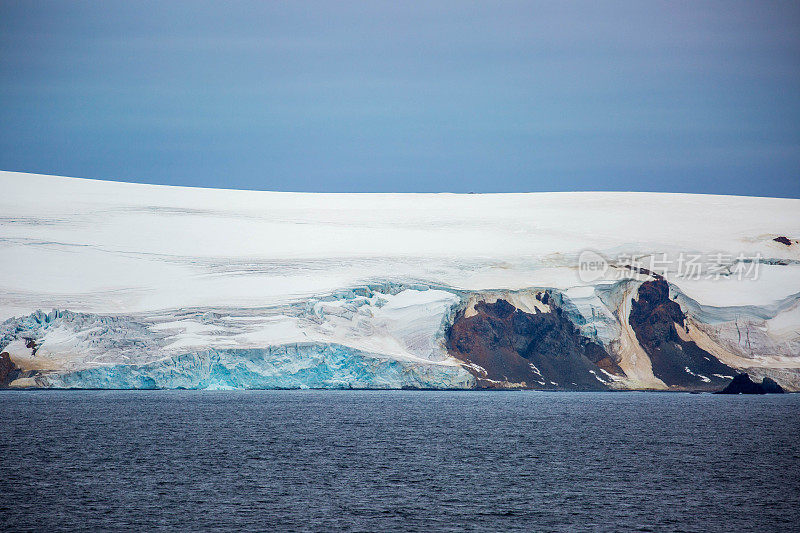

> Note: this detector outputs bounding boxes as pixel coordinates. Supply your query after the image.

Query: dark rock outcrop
[716,373,764,394]
[0,351,20,387]
[446,297,623,390]
[629,279,736,390]
[773,236,792,246]
[759,377,785,394]
[24,337,39,355]
[716,373,785,394]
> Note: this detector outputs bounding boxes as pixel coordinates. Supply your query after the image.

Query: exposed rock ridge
[446,294,623,390]
[629,278,737,390]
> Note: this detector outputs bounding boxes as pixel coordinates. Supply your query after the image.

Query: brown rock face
[629,279,736,389]
[446,298,622,390]
[0,352,20,387]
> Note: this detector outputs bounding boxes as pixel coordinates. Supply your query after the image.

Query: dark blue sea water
[1,391,799,532]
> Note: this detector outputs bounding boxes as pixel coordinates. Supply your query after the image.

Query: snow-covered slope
[1,171,799,390]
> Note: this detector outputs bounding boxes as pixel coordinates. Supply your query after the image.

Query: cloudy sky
[1,1,798,196]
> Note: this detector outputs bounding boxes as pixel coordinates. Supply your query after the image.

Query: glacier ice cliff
[0,287,476,389]
[42,345,475,390]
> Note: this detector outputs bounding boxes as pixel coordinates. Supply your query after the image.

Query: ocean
[1,390,798,532]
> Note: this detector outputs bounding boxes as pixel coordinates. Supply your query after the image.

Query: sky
[1,1,799,196]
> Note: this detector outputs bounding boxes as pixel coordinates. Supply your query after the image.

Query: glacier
[1,171,799,390]
[42,345,476,390]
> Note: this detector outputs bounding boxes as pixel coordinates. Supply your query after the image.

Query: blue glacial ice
[42,344,476,390]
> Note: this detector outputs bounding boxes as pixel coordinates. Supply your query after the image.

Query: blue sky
[1,1,799,196]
